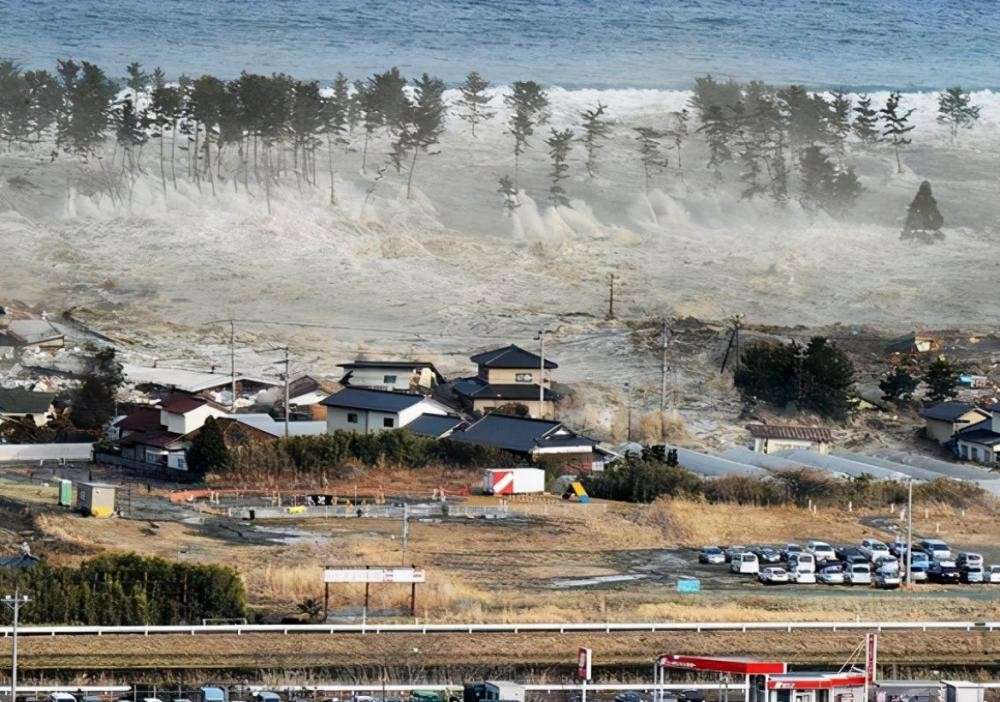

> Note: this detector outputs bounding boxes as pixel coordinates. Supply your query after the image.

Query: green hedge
[0,552,246,625]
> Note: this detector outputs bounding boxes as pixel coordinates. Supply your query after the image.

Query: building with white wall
[321,387,452,434]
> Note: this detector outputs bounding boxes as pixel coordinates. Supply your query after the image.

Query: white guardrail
[0,620,996,637]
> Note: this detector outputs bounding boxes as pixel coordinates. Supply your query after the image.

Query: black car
[755,546,782,564]
[927,562,961,583]
[615,693,648,702]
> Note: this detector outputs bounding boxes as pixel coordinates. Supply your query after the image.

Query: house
[120,430,191,470]
[919,401,990,445]
[886,332,940,355]
[214,415,327,442]
[955,410,1000,465]
[159,395,229,434]
[338,360,444,392]
[404,413,465,439]
[109,405,162,440]
[2,319,64,350]
[283,375,341,419]
[449,344,560,419]
[320,387,453,434]
[746,424,833,455]
[448,413,608,473]
[0,387,56,427]
[123,364,280,402]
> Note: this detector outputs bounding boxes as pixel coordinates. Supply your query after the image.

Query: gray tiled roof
[0,388,56,414]
[919,401,983,422]
[470,344,557,369]
[405,413,464,438]
[320,387,426,412]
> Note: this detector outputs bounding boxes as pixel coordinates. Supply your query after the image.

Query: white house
[919,401,991,445]
[320,387,452,434]
[337,360,444,392]
[159,395,228,435]
[747,424,833,455]
[955,406,1000,465]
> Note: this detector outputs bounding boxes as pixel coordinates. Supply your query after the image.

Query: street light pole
[905,478,913,588]
[3,588,31,702]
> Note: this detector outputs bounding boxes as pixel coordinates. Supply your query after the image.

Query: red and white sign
[865,632,878,684]
[657,655,786,675]
[577,647,592,680]
[483,468,545,495]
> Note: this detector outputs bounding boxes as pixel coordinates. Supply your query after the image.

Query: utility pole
[401,502,410,565]
[282,346,290,439]
[625,381,633,441]
[3,588,30,702]
[229,320,236,413]
[535,329,550,416]
[905,478,913,588]
[606,274,616,320]
[660,320,671,415]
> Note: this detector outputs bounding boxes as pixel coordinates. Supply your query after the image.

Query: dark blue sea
[2,0,998,89]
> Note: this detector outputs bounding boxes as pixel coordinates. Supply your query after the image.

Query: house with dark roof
[919,401,990,445]
[747,424,833,455]
[449,344,560,419]
[338,360,444,393]
[159,394,228,435]
[447,413,609,473]
[120,430,192,470]
[404,413,465,439]
[320,387,453,434]
[955,412,1000,466]
[0,388,56,427]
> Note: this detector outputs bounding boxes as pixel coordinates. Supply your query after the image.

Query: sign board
[865,632,878,683]
[323,567,426,583]
[577,647,592,681]
[676,576,701,593]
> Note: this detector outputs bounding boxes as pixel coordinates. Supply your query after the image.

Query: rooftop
[746,424,833,442]
[119,430,188,449]
[0,387,56,414]
[405,413,464,438]
[449,413,594,454]
[918,401,986,422]
[115,406,163,433]
[956,418,1000,446]
[123,364,280,394]
[470,344,557,369]
[160,394,225,415]
[225,414,327,438]
[4,319,64,345]
[452,377,561,401]
[320,386,428,413]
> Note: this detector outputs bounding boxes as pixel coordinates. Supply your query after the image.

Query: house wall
[925,412,988,445]
[483,367,550,386]
[473,398,554,419]
[345,368,420,391]
[957,440,999,465]
[161,403,226,434]
[325,399,448,435]
[754,437,828,455]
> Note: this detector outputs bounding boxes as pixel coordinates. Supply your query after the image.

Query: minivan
[956,552,983,569]
[860,538,891,562]
[788,553,815,574]
[806,541,837,563]
[845,563,872,585]
[919,539,952,562]
[731,551,759,574]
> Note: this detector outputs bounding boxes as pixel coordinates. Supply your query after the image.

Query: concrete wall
[754,437,828,455]
[0,443,93,463]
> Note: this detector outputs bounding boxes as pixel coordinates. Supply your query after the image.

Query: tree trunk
[327,135,337,206]
[170,122,178,189]
[406,149,418,200]
[159,133,166,196]
[362,131,369,173]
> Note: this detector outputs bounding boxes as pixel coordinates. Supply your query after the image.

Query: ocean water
[1,0,999,90]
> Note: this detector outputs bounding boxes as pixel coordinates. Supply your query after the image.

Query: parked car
[698,546,726,564]
[724,545,747,562]
[919,539,952,562]
[909,550,930,567]
[860,538,891,562]
[758,566,790,584]
[791,569,816,584]
[987,565,1000,583]
[731,551,759,574]
[781,543,803,561]
[962,566,985,584]
[874,555,899,573]
[908,563,928,582]
[755,546,782,564]
[874,567,901,589]
[844,562,872,585]
[787,553,816,574]
[927,562,961,583]
[956,552,983,569]
[806,541,837,563]
[818,563,845,585]
[615,693,648,702]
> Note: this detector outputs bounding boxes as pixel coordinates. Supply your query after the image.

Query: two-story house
[337,360,444,393]
[450,344,560,419]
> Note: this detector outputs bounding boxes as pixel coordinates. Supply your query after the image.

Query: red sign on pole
[577,647,592,681]
[865,632,878,683]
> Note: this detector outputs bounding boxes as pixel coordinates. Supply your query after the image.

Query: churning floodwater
[2,0,1000,89]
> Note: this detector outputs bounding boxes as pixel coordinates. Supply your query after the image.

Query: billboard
[323,567,426,583]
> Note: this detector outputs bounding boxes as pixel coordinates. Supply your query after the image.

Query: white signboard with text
[323,567,426,583]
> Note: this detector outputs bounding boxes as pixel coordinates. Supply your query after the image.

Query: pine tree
[457,71,494,137]
[150,77,182,190]
[112,94,146,176]
[56,60,117,158]
[124,62,147,97]
[664,109,690,170]
[634,126,668,194]
[545,127,573,206]
[497,175,518,212]
[404,73,447,199]
[769,149,789,205]
[852,93,880,146]
[322,72,351,205]
[698,105,732,177]
[354,80,379,173]
[880,367,919,404]
[186,416,230,480]
[578,102,611,177]
[828,91,852,155]
[0,61,33,147]
[923,356,960,403]
[72,347,123,431]
[829,166,862,215]
[799,337,856,421]
[937,86,980,144]
[23,69,62,144]
[504,81,548,190]
[367,67,408,134]
[902,180,944,240]
[798,145,837,209]
[880,91,915,174]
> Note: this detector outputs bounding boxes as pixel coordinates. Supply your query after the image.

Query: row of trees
[0,552,245,625]
[0,59,982,215]
[581,449,987,508]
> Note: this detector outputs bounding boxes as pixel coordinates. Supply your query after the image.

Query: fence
[225,503,510,520]
[0,620,995,637]
[0,443,92,463]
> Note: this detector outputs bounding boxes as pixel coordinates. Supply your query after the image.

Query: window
[515,372,533,383]
[383,374,397,384]
[383,417,395,428]
[347,412,359,424]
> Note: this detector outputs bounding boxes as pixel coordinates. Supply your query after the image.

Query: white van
[919,539,952,562]
[845,562,872,585]
[731,551,759,574]
[860,538,891,562]
[805,541,837,563]
[788,553,815,574]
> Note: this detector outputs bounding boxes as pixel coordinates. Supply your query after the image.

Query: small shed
[76,482,117,518]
